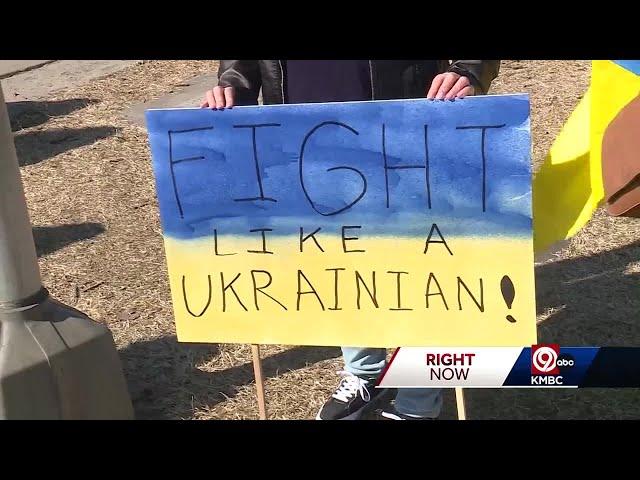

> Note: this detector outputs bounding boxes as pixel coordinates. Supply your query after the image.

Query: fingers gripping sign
[427,73,475,100]
[201,86,235,109]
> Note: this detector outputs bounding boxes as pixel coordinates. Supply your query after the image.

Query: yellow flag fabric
[533,60,640,253]
[532,87,592,253]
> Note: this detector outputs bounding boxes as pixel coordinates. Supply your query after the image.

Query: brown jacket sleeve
[448,60,500,94]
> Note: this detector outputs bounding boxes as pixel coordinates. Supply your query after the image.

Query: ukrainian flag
[533,60,640,253]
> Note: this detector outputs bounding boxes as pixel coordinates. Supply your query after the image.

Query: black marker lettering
[355,271,378,309]
[383,123,428,209]
[299,121,366,216]
[457,277,484,312]
[424,125,432,209]
[425,273,449,310]
[168,126,214,219]
[341,225,365,253]
[455,124,506,212]
[299,227,325,252]
[247,228,273,254]
[233,123,280,203]
[221,272,248,312]
[214,229,237,256]
[296,270,325,311]
[182,275,212,317]
[387,271,413,311]
[251,270,287,311]
[326,268,345,310]
[424,223,453,256]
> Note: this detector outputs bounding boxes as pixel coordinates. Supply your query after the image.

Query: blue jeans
[342,347,443,418]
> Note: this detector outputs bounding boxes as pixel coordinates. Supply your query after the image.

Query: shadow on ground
[120,242,640,420]
[466,241,640,420]
[121,338,341,419]
[14,126,116,166]
[33,223,106,257]
[7,98,98,131]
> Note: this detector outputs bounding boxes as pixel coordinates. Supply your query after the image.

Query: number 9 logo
[532,346,558,373]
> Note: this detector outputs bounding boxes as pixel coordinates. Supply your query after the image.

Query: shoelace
[332,371,371,403]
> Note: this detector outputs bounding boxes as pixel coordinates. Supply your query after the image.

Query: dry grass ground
[13,60,640,419]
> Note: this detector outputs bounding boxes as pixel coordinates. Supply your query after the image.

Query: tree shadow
[33,223,106,257]
[7,98,98,131]
[535,241,640,345]
[14,126,117,166]
[466,241,640,420]
[120,242,640,420]
[120,337,341,420]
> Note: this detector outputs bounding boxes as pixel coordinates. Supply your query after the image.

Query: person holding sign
[201,60,500,420]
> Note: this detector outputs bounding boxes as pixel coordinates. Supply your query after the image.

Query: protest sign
[146,95,535,347]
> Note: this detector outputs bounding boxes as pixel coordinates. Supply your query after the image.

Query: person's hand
[427,72,475,100]
[200,85,235,109]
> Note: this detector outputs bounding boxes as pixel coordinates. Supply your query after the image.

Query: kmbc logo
[531,344,560,375]
[531,344,575,375]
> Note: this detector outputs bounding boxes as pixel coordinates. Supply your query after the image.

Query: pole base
[0,294,134,419]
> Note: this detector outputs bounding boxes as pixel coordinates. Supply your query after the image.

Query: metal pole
[0,83,42,304]
[0,83,134,419]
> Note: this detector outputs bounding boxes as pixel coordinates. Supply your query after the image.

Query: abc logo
[557,353,575,368]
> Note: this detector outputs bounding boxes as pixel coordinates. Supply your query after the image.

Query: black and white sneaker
[316,371,388,420]
[375,406,437,420]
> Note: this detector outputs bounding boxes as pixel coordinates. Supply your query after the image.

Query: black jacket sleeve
[448,60,500,95]
[217,60,262,106]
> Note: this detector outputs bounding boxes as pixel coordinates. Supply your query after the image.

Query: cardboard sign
[146,95,536,347]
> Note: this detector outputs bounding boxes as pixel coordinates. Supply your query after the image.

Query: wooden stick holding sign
[251,344,268,419]
[455,387,467,420]
[146,95,536,420]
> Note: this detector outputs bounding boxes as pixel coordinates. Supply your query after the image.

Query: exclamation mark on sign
[500,275,516,323]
